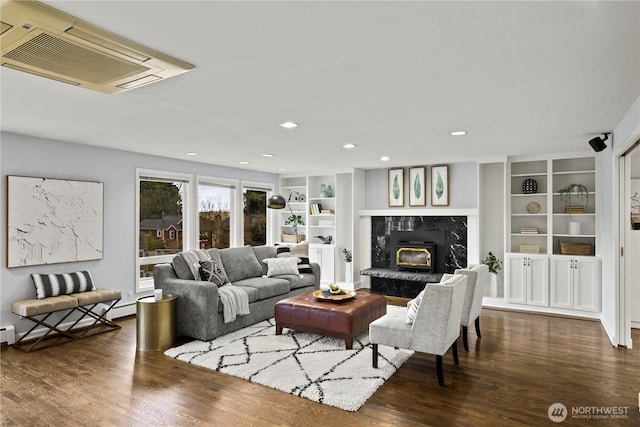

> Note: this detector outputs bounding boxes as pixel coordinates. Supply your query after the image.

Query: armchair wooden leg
[462,325,469,352]
[372,343,378,368]
[452,339,459,365]
[475,317,481,338]
[436,355,444,387]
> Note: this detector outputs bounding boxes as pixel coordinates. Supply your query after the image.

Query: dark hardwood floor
[1,308,639,426]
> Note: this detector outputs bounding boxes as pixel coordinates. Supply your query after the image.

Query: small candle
[154,289,163,301]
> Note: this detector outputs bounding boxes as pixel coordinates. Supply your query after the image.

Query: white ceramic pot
[489,272,498,298]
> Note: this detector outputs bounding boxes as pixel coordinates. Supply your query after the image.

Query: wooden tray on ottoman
[274,291,386,349]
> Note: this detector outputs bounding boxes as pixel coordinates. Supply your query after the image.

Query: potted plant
[342,248,353,283]
[558,183,589,213]
[284,214,305,242]
[482,252,502,297]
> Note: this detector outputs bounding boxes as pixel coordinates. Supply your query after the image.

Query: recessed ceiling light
[278,168,286,171]
[342,143,357,149]
[185,152,198,156]
[239,161,249,165]
[261,153,274,158]
[279,121,298,129]
[380,156,390,162]
[450,130,467,136]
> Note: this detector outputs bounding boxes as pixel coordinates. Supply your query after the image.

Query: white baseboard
[1,325,16,345]
[108,302,137,320]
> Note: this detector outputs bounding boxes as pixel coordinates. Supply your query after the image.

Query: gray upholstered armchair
[452,264,489,351]
[369,274,467,387]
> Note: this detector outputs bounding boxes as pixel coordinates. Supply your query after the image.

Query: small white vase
[489,272,498,298]
[569,221,581,235]
[345,262,353,283]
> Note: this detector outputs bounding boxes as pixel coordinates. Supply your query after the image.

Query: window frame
[240,180,275,246]
[196,175,239,248]
[135,168,193,293]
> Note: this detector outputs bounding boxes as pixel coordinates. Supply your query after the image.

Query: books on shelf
[309,203,335,215]
[310,203,322,215]
[520,227,539,234]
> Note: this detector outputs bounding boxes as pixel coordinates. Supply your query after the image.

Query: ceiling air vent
[0,0,194,94]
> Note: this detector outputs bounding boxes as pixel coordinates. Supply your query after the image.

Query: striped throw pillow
[31,271,96,299]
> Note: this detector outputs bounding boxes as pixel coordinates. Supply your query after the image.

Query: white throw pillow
[406,289,425,324]
[262,257,300,277]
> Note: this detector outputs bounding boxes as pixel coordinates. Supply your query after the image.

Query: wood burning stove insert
[395,241,436,273]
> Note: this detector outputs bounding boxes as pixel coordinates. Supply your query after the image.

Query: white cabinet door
[506,253,548,306]
[550,256,600,312]
[506,254,526,304]
[309,245,335,285]
[527,255,549,306]
[550,257,573,308]
[573,257,600,312]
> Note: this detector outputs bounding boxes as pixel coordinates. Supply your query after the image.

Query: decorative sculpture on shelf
[315,235,333,244]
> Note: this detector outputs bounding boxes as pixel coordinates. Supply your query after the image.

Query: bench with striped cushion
[11,271,121,352]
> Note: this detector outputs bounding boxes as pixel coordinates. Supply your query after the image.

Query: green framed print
[409,166,426,206]
[388,168,404,207]
[431,165,449,206]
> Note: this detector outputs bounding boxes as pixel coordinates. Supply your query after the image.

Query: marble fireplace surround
[358,208,479,291]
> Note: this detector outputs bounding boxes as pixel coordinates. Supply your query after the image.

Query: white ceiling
[1,1,639,175]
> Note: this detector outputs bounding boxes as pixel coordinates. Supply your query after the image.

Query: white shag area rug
[164,311,413,411]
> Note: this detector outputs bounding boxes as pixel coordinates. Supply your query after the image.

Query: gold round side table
[136,293,176,351]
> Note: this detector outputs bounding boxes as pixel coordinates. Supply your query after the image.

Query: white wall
[479,162,505,296]
[364,162,478,210]
[602,96,640,345]
[0,132,278,333]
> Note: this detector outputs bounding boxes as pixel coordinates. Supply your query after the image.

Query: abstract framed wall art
[409,166,426,206]
[388,168,404,207]
[7,176,104,267]
[431,165,449,206]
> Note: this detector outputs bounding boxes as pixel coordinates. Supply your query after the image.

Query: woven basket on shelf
[281,233,305,243]
[559,242,592,256]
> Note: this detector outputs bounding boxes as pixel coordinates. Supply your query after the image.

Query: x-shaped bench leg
[71,300,121,337]
[14,309,79,352]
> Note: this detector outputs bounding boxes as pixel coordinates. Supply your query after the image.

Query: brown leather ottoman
[275,291,387,349]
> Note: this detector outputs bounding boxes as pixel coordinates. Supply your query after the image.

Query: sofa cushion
[219,246,263,283]
[278,273,316,290]
[171,254,195,280]
[199,249,230,287]
[31,271,96,299]
[233,277,290,300]
[252,246,278,275]
[174,249,211,280]
[263,257,300,277]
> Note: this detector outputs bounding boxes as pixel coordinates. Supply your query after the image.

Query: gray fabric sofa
[153,245,320,341]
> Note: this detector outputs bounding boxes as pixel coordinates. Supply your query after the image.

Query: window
[197,178,236,249]
[242,182,273,246]
[136,169,192,292]
[136,172,274,291]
